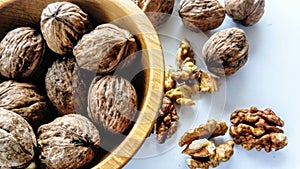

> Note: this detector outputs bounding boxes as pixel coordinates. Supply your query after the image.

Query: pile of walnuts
[0,1,139,168]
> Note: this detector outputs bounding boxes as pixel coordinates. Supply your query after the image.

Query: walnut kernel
[179,120,234,169]
[153,95,179,144]
[229,106,288,152]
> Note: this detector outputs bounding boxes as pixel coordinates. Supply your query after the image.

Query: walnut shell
[0,80,50,129]
[178,0,225,32]
[88,75,138,134]
[40,1,91,55]
[73,23,137,74]
[0,108,37,169]
[45,56,86,115]
[202,27,249,76]
[131,0,175,28]
[0,27,45,79]
[37,114,100,169]
[225,0,265,26]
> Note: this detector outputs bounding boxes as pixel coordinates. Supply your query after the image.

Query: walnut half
[229,106,288,152]
[179,120,234,169]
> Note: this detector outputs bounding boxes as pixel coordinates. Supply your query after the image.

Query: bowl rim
[0,0,165,168]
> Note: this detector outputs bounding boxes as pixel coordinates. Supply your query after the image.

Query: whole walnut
[40,1,91,55]
[131,0,175,28]
[0,80,50,129]
[45,56,86,115]
[0,27,45,79]
[0,108,37,169]
[37,114,100,169]
[88,75,138,134]
[225,0,265,26]
[202,27,249,76]
[73,23,138,74]
[178,0,225,32]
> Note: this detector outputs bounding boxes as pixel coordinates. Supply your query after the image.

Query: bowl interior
[0,0,164,168]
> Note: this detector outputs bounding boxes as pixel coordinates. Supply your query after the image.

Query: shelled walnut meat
[45,56,86,115]
[202,27,249,76]
[73,23,137,74]
[178,0,225,32]
[225,0,265,26]
[40,1,91,55]
[0,108,37,169]
[0,27,45,79]
[88,75,138,134]
[0,80,50,129]
[230,106,288,152]
[179,120,234,169]
[37,114,100,169]
[131,0,175,28]
[164,39,220,106]
[154,95,179,144]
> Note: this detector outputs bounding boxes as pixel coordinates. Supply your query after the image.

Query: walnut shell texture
[37,114,100,169]
[0,108,37,169]
[0,80,49,129]
[45,56,86,115]
[0,27,45,79]
[202,27,249,76]
[73,23,137,74]
[88,75,138,134]
[40,1,91,55]
[225,0,265,26]
[131,0,175,28]
[178,0,225,32]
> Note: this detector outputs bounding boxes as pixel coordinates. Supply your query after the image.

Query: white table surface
[124,0,300,168]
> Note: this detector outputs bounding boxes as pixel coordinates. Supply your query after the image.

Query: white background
[124,0,300,168]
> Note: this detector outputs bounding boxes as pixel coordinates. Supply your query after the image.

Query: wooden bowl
[0,0,164,168]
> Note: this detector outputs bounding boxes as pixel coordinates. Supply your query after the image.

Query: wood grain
[0,0,165,168]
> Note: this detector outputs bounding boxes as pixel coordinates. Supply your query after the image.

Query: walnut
[198,70,219,93]
[202,27,249,76]
[0,108,37,169]
[153,95,179,144]
[179,120,234,169]
[185,140,235,169]
[0,80,50,129]
[45,56,86,115]
[176,38,195,67]
[0,27,45,79]
[40,1,91,55]
[229,106,288,152]
[225,0,265,26]
[166,84,196,105]
[88,75,138,134]
[178,0,226,32]
[37,114,100,169]
[73,23,138,74]
[164,65,176,91]
[179,119,228,146]
[131,0,175,28]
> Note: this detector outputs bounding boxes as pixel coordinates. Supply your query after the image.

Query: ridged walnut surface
[0,108,37,169]
[0,0,164,168]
